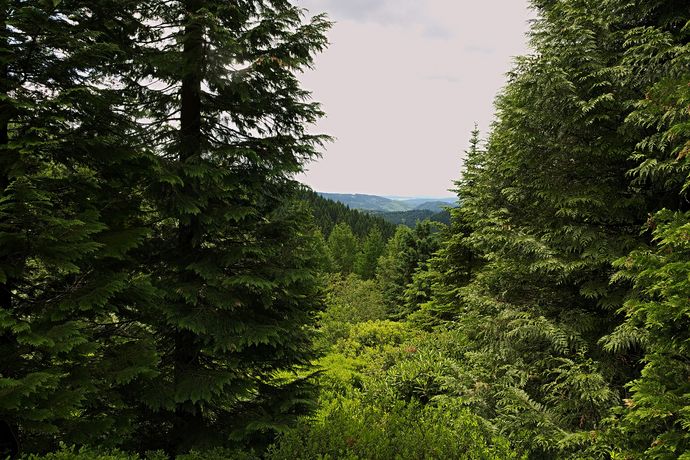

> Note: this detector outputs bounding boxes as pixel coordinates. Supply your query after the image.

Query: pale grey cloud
[299,0,423,25]
[423,25,455,40]
[299,0,455,39]
[296,0,535,197]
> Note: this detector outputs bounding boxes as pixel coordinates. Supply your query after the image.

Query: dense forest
[2,0,690,459]
[300,189,396,239]
[371,209,451,226]
[304,190,450,230]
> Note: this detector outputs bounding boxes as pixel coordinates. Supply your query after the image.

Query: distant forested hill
[411,201,454,213]
[318,192,410,212]
[319,192,455,213]
[304,190,451,232]
[301,189,397,239]
[374,209,451,226]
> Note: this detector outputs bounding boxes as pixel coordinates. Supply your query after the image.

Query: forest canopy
[2,0,690,459]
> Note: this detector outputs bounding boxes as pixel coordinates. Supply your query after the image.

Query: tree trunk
[172,0,205,452]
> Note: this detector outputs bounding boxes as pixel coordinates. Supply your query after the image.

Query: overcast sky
[295,0,534,197]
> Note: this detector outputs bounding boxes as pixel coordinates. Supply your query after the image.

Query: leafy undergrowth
[266,276,524,460]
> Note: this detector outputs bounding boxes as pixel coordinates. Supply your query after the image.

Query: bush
[267,395,523,460]
[318,274,388,347]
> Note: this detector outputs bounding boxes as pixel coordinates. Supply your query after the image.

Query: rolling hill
[319,192,456,213]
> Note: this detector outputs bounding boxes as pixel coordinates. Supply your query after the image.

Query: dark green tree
[327,223,359,275]
[120,1,331,453]
[601,2,690,457]
[415,126,486,326]
[376,226,415,314]
[425,1,650,456]
[354,227,385,280]
[311,228,335,273]
[376,221,440,319]
[0,0,159,453]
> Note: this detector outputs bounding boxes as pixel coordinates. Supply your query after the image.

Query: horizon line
[316,190,457,200]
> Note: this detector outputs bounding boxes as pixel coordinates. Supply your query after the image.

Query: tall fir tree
[376,221,439,319]
[425,1,651,456]
[376,225,416,314]
[420,125,484,323]
[0,0,159,454]
[327,223,359,275]
[122,1,331,453]
[601,1,690,457]
[354,227,385,280]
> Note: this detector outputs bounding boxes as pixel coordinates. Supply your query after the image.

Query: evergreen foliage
[602,2,690,457]
[8,0,690,458]
[419,0,690,457]
[376,221,440,319]
[326,223,359,275]
[354,227,385,280]
[416,126,485,325]
[1,0,331,456]
[269,278,521,460]
[0,0,159,453]
[300,189,396,240]
[421,1,649,455]
[122,0,331,452]
[376,226,414,313]
[373,209,451,227]
[316,273,387,351]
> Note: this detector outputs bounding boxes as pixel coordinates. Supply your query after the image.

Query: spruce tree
[0,0,159,453]
[123,1,331,453]
[327,223,358,275]
[354,227,385,280]
[376,221,439,319]
[376,225,416,314]
[427,1,649,456]
[416,126,484,325]
[602,1,690,456]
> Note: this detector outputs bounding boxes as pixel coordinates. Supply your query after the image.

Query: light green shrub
[267,395,523,460]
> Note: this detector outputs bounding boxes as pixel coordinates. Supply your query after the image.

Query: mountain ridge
[318,192,456,213]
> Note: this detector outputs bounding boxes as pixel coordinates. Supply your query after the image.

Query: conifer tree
[376,221,439,319]
[311,229,336,274]
[354,227,385,280]
[123,1,331,453]
[427,1,649,456]
[601,1,690,456]
[415,126,484,325]
[327,223,359,275]
[376,226,416,313]
[0,0,159,453]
